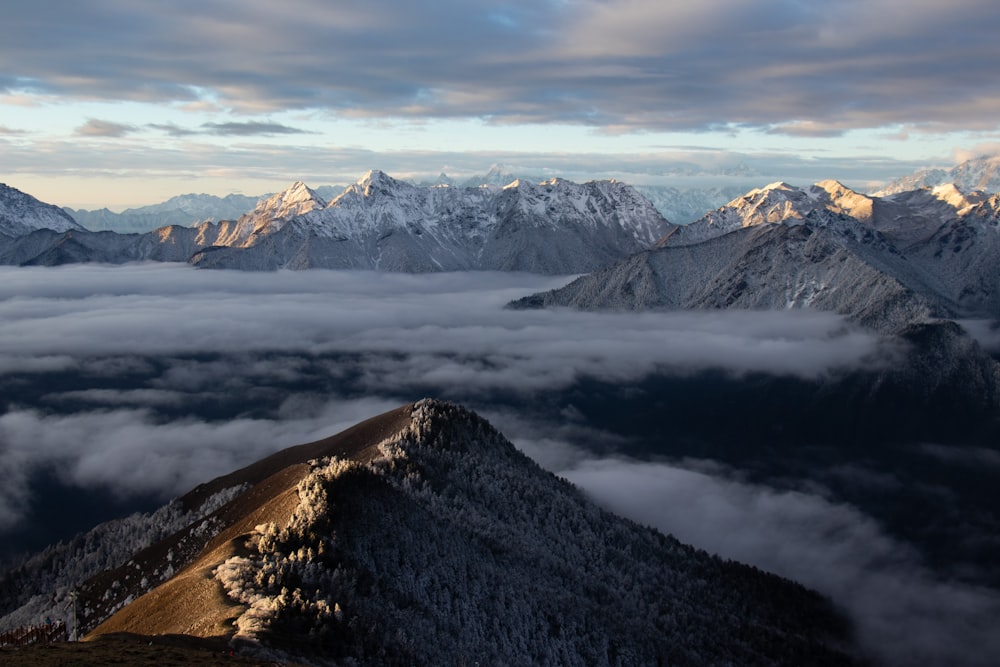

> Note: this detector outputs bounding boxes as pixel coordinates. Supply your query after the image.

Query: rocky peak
[252,181,326,221]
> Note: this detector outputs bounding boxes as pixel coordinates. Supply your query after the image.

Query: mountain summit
[0,183,85,237]
[2,400,861,665]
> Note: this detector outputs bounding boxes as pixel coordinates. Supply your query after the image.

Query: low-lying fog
[0,263,996,666]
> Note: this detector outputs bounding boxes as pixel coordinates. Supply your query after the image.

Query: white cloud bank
[0,263,893,524]
[1,263,990,666]
[0,263,890,383]
[562,457,1000,667]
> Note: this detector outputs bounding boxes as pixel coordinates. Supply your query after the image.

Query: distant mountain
[0,226,210,265]
[0,183,84,237]
[874,154,1000,195]
[0,172,674,273]
[517,179,1000,328]
[416,164,742,223]
[510,179,1000,440]
[458,163,540,188]
[1,400,861,665]
[66,193,263,233]
[186,170,674,273]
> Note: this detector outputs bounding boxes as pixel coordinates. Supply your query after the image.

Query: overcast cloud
[2,0,998,134]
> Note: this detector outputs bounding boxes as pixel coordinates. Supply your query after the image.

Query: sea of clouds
[0,262,996,666]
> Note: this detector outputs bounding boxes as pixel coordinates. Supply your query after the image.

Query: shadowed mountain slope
[8,400,863,666]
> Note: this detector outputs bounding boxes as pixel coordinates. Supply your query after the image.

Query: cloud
[562,456,1000,667]
[147,122,199,137]
[74,118,138,138]
[0,137,927,203]
[0,264,891,389]
[0,263,894,526]
[146,120,310,137]
[953,144,1000,163]
[200,121,310,136]
[958,319,1000,351]
[1,1,999,133]
[0,396,401,527]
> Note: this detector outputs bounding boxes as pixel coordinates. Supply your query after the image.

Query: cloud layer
[0,263,995,665]
[0,263,888,382]
[563,456,1000,667]
[3,1,999,134]
[0,263,892,526]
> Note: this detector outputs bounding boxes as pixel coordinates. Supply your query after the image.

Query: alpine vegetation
[211,400,859,665]
[8,400,863,665]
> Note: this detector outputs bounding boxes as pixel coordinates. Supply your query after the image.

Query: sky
[2,0,1000,209]
[0,263,997,665]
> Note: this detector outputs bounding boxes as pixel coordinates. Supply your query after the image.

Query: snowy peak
[751,181,797,195]
[811,180,875,221]
[668,178,998,248]
[253,181,326,221]
[183,170,674,273]
[669,182,818,245]
[352,168,410,198]
[930,182,988,213]
[0,183,86,236]
[724,181,819,224]
[469,164,524,187]
[876,154,1000,195]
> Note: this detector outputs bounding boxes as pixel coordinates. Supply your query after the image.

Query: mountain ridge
[0,173,675,274]
[519,179,1000,328]
[874,154,1000,196]
[1,400,863,666]
[0,183,84,238]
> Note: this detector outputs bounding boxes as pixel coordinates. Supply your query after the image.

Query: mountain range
[0,400,862,665]
[3,162,1000,665]
[874,154,1000,196]
[66,192,262,233]
[512,179,1000,329]
[61,165,744,231]
[0,171,674,274]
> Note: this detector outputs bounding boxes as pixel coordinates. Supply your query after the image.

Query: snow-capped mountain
[875,154,1000,196]
[187,170,675,273]
[664,180,883,245]
[1,400,861,665]
[66,192,263,233]
[511,179,1000,333]
[446,165,746,223]
[0,183,85,237]
[509,179,1000,438]
[0,172,674,273]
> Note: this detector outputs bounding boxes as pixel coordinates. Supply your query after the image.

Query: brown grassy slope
[85,403,416,639]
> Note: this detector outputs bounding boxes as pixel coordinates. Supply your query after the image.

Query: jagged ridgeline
[0,172,675,273]
[4,400,863,666]
[510,179,1000,328]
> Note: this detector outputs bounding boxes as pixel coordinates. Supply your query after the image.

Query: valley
[1,166,999,666]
